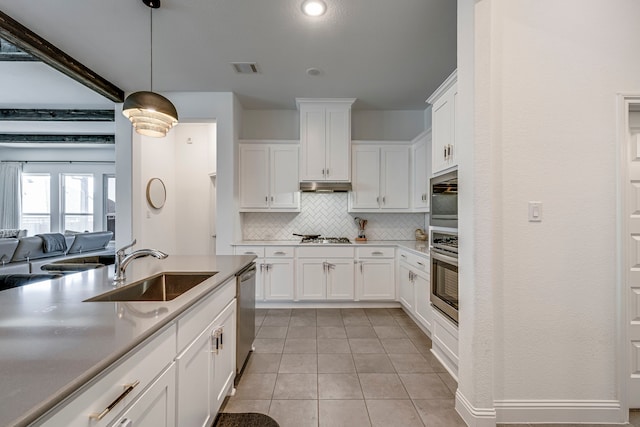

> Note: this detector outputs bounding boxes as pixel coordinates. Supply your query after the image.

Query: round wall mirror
[146,178,166,209]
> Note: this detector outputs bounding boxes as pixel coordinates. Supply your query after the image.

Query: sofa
[0,231,114,274]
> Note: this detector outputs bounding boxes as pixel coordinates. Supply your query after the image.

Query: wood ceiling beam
[0,109,114,122]
[0,134,115,144]
[0,11,124,103]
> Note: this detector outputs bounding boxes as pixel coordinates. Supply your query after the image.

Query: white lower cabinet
[234,246,295,301]
[111,363,176,427]
[176,295,236,427]
[398,263,414,311]
[397,249,432,331]
[35,325,177,427]
[355,247,395,300]
[296,246,355,301]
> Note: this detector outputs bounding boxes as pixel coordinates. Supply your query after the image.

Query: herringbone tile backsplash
[242,193,426,241]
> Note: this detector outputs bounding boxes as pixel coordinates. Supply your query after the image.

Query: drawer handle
[274,251,286,255]
[372,251,383,256]
[417,261,425,266]
[89,380,140,420]
[245,252,257,255]
[401,254,407,258]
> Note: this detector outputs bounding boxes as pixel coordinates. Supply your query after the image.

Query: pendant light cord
[150,6,153,91]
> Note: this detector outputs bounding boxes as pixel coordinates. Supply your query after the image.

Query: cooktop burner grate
[300,237,352,244]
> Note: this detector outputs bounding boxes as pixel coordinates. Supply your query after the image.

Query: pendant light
[122,0,178,138]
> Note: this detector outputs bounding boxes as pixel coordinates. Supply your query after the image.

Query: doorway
[619,94,640,411]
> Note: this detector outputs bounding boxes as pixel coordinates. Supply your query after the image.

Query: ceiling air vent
[231,62,259,74]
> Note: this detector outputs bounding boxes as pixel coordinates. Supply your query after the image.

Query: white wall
[351,110,425,140]
[240,108,426,141]
[130,92,239,255]
[457,0,640,424]
[174,123,216,255]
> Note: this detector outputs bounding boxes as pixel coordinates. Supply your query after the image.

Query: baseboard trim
[256,301,402,309]
[494,399,625,424]
[456,390,497,427]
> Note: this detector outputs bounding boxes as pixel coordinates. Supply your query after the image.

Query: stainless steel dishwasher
[235,262,256,384]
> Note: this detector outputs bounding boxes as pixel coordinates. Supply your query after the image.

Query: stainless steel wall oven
[430,170,458,228]
[430,228,458,324]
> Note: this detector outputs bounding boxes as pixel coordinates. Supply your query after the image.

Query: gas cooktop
[300,237,352,244]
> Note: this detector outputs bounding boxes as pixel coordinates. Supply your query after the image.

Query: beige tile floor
[221,307,465,427]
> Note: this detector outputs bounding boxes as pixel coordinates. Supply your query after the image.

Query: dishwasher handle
[239,264,256,282]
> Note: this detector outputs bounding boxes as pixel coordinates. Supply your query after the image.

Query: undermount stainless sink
[85,272,216,302]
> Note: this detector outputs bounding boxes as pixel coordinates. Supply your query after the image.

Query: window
[104,175,116,237]
[62,174,94,232]
[21,174,51,235]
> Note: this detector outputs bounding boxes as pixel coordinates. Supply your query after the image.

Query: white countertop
[233,240,429,256]
[0,255,255,427]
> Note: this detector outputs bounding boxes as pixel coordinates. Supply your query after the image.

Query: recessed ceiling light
[306,67,322,76]
[301,0,327,17]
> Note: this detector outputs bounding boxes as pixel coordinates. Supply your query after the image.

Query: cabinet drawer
[235,246,265,257]
[297,246,355,258]
[265,246,295,258]
[177,279,236,353]
[356,246,394,259]
[398,250,429,272]
[37,325,176,427]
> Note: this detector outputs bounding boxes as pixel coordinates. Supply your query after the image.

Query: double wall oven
[429,170,459,324]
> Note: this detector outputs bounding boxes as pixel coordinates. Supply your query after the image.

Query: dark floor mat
[212,412,280,427]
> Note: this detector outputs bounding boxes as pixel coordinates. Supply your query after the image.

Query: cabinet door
[255,261,265,301]
[413,270,432,331]
[264,258,294,300]
[431,82,457,175]
[351,146,381,209]
[239,145,269,209]
[326,259,355,300]
[176,325,214,427]
[431,93,452,175]
[412,138,430,211]
[381,146,410,209]
[270,145,300,209]
[324,107,351,181]
[358,260,395,300]
[211,301,236,415]
[112,364,176,427]
[398,263,414,311]
[300,105,327,181]
[297,259,326,300]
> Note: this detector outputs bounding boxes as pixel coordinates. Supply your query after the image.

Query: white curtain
[0,162,23,229]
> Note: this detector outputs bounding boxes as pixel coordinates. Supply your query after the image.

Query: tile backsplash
[242,193,427,241]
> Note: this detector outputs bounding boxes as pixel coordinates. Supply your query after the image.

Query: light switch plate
[528,201,542,222]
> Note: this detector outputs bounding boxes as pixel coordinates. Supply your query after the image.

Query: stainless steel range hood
[299,182,352,192]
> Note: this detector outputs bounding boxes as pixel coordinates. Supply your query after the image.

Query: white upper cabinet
[349,143,410,212]
[411,130,431,212]
[239,142,300,212]
[297,98,355,182]
[427,70,457,175]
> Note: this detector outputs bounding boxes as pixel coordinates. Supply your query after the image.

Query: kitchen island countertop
[0,254,255,427]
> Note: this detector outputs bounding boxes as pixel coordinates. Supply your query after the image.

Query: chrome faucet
[114,239,168,283]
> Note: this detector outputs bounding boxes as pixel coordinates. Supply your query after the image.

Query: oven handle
[430,250,458,267]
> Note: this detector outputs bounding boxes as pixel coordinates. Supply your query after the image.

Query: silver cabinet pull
[326,168,329,176]
[89,380,140,420]
[360,261,363,273]
[401,254,407,258]
[265,196,268,202]
[382,196,386,204]
[444,146,447,159]
[372,251,383,256]
[376,196,380,204]
[322,168,325,176]
[271,196,274,202]
[417,261,425,267]
[274,251,286,255]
